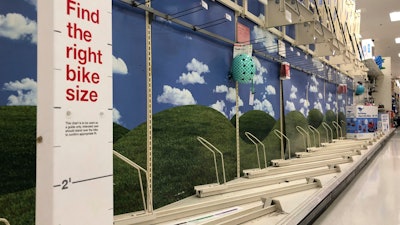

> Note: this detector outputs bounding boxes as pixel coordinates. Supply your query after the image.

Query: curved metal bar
[308,125,321,147]
[341,120,346,137]
[296,126,310,150]
[307,125,316,147]
[245,132,267,169]
[332,121,343,139]
[322,122,333,143]
[0,218,10,225]
[273,129,291,160]
[197,136,226,184]
[113,150,148,212]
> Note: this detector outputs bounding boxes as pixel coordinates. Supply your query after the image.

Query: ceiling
[356,0,400,79]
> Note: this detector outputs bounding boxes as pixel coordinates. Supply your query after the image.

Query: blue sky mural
[0,0,37,106]
[1,0,352,129]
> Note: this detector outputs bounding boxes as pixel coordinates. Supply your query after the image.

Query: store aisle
[314,130,400,225]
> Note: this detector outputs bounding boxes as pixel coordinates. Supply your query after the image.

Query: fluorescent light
[398,53,400,57]
[390,12,400,22]
[396,37,400,44]
[396,80,400,87]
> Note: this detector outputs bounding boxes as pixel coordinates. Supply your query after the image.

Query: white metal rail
[296,126,311,150]
[195,166,339,198]
[0,218,10,225]
[197,136,227,184]
[321,122,333,143]
[332,121,343,139]
[113,150,148,213]
[273,129,291,160]
[245,132,267,169]
[308,125,321,147]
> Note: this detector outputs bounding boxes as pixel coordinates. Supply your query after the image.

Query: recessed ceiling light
[398,53,400,57]
[396,38,400,44]
[390,12,400,22]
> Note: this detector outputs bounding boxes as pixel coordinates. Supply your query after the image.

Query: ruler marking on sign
[72,174,113,184]
[53,174,112,190]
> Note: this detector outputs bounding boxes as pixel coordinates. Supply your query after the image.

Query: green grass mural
[0,105,346,223]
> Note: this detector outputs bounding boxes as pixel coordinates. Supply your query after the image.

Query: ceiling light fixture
[396,38,400,44]
[390,12,400,22]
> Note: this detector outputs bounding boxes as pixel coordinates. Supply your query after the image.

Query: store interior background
[0,0,400,224]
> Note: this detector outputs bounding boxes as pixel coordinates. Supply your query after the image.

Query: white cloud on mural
[0,13,37,44]
[177,58,209,85]
[311,75,319,86]
[24,0,37,9]
[266,85,276,95]
[332,101,338,112]
[252,57,267,85]
[3,78,37,105]
[226,87,243,106]
[253,99,275,117]
[214,85,228,93]
[210,100,227,117]
[157,85,196,106]
[314,101,323,112]
[113,55,128,75]
[326,103,331,110]
[229,106,241,119]
[285,101,296,111]
[300,98,310,108]
[309,75,319,93]
[290,85,298,99]
[253,14,278,53]
[299,98,310,116]
[327,92,333,102]
[309,85,318,93]
[214,85,243,106]
[113,108,122,124]
[318,93,323,99]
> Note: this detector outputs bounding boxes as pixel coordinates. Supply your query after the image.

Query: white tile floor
[314,130,400,225]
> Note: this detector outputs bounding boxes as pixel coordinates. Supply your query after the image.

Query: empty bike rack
[245,131,267,169]
[113,150,148,213]
[308,125,321,147]
[274,129,291,160]
[332,121,343,140]
[151,178,322,225]
[195,166,340,197]
[296,126,311,150]
[321,122,333,143]
[244,156,352,178]
[197,136,226,185]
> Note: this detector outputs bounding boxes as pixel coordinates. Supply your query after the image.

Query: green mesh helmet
[231,54,255,83]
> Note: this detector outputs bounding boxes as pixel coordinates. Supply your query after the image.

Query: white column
[36,0,113,224]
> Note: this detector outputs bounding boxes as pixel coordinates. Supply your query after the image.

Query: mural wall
[0,0,353,128]
[0,0,355,223]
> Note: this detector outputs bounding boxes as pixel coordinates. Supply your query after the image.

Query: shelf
[363,58,384,78]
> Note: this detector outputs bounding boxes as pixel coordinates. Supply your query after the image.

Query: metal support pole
[279,79,285,159]
[145,2,153,213]
[236,81,240,178]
